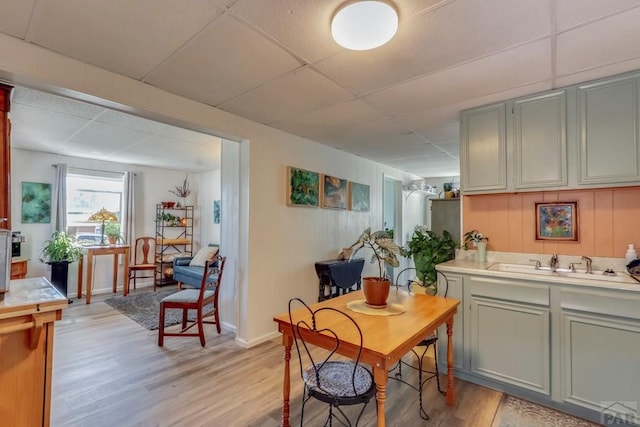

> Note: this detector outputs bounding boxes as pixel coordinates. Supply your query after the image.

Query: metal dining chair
[389,267,449,420]
[288,297,377,426]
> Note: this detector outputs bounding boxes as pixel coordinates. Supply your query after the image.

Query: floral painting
[213,200,221,224]
[21,181,52,224]
[322,175,348,210]
[287,167,320,207]
[349,182,370,212]
[536,202,578,241]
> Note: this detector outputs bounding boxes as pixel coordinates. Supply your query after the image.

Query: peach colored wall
[463,186,640,258]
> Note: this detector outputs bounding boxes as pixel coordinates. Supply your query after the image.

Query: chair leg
[158,302,165,346]
[214,308,221,334]
[181,308,188,329]
[197,310,205,347]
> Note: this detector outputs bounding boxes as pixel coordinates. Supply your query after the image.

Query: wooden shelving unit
[155,204,193,286]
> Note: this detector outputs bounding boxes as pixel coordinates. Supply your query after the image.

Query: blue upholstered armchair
[172,245,219,289]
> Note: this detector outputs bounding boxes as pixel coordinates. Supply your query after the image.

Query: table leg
[112,254,118,293]
[373,365,387,427]
[77,254,84,299]
[123,248,130,297]
[86,253,94,305]
[282,334,292,427]
[446,316,455,406]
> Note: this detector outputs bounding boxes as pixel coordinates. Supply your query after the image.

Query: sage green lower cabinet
[467,276,551,396]
[436,268,640,424]
[560,288,640,421]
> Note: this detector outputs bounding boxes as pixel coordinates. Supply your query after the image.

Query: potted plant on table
[39,231,81,298]
[463,229,489,262]
[347,227,401,307]
[402,226,458,295]
[104,222,124,245]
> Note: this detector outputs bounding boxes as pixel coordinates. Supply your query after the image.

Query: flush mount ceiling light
[331,1,398,51]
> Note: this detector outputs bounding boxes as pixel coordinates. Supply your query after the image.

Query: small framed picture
[349,182,370,212]
[535,202,578,241]
[321,174,348,210]
[287,166,320,207]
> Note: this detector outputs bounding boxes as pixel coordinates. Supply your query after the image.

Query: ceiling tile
[556,0,640,31]
[365,39,552,116]
[270,99,387,141]
[12,87,106,119]
[220,67,353,124]
[557,7,640,77]
[31,0,222,79]
[95,110,172,134]
[146,13,302,106]
[69,122,153,149]
[10,103,92,140]
[0,0,36,39]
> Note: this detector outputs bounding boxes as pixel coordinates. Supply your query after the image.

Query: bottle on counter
[625,244,638,264]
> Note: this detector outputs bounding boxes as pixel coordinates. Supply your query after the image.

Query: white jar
[625,244,638,264]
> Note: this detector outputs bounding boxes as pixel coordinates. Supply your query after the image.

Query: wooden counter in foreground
[0,277,68,427]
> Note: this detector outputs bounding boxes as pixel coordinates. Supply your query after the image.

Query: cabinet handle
[0,313,44,349]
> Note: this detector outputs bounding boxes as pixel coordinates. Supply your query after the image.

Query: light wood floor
[51,289,505,427]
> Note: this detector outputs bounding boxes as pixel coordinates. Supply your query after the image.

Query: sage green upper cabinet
[461,103,507,192]
[514,91,567,189]
[578,75,640,185]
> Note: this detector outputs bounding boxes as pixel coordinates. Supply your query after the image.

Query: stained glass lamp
[88,208,118,245]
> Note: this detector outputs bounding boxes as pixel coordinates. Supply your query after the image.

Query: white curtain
[122,171,136,245]
[51,163,67,233]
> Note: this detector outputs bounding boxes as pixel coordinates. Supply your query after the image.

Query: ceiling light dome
[331,1,398,51]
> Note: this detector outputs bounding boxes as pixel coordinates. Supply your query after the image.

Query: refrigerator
[430,198,461,244]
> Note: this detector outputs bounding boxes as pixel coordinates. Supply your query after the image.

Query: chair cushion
[189,246,219,267]
[303,361,373,397]
[162,289,215,303]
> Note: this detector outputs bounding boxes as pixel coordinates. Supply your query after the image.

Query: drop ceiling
[2,0,640,177]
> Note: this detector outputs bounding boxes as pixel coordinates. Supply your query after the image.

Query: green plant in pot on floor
[402,226,458,295]
[347,227,401,307]
[39,231,81,298]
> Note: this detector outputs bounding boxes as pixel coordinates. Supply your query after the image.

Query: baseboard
[235,330,280,349]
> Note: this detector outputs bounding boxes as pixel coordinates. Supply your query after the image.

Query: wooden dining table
[273,289,460,427]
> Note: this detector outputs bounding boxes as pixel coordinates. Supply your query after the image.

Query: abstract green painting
[22,181,51,223]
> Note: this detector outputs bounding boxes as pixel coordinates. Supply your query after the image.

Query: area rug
[492,395,599,427]
[104,289,211,331]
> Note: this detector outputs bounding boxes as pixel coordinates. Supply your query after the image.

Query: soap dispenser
[625,244,638,264]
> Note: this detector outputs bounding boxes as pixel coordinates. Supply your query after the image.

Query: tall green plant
[348,227,401,279]
[39,231,81,264]
[403,226,458,287]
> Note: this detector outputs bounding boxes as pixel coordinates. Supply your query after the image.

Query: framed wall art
[535,202,578,241]
[213,200,221,224]
[321,174,348,210]
[21,181,52,224]
[287,166,320,207]
[349,182,370,212]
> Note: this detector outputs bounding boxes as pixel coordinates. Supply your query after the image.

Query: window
[66,169,124,245]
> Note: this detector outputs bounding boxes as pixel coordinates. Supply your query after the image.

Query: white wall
[194,169,221,246]
[10,148,210,296]
[0,34,421,346]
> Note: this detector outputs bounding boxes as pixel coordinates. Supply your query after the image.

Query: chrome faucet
[549,254,559,272]
[581,256,593,274]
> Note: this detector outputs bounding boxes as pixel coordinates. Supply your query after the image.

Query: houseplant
[403,226,458,295]
[170,173,191,207]
[39,231,81,297]
[463,229,489,262]
[104,222,124,245]
[347,227,401,306]
[156,212,181,227]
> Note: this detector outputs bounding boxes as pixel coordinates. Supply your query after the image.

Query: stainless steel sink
[486,262,638,284]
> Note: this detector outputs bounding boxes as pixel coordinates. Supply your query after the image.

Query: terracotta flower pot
[362,277,391,307]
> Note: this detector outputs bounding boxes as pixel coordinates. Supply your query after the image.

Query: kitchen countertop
[437,258,640,292]
[0,277,68,319]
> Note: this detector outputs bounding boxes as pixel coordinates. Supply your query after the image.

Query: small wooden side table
[77,245,130,304]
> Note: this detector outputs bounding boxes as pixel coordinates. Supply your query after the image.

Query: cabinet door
[578,75,640,184]
[560,288,640,420]
[514,90,567,189]
[467,276,550,395]
[461,103,507,192]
